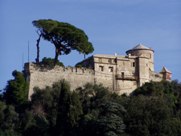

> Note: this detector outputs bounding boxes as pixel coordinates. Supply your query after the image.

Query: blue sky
[0,0,181,90]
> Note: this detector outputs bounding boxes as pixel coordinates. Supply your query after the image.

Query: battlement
[25,62,95,99]
[25,63,94,75]
[25,62,95,75]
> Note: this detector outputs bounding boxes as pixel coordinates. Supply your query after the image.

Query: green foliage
[132,80,179,96]
[32,19,94,64]
[53,80,83,136]
[1,76,181,136]
[76,84,127,136]
[24,84,61,136]
[95,101,126,136]
[41,57,64,67]
[0,102,20,136]
[22,80,83,136]
[3,70,28,106]
[125,96,171,136]
[124,80,181,136]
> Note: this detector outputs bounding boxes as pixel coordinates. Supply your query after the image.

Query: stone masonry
[25,44,172,99]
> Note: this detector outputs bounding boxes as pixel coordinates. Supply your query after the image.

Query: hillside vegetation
[1,70,181,136]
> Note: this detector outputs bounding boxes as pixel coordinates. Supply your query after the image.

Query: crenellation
[26,63,95,75]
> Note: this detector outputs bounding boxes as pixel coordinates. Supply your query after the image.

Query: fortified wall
[24,63,95,99]
[25,44,172,99]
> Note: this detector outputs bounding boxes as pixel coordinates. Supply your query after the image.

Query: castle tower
[126,44,154,86]
[160,67,172,80]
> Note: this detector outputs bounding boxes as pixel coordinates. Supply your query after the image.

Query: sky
[0,0,181,90]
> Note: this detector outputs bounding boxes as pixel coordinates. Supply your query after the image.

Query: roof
[160,67,172,73]
[132,44,150,50]
[126,43,154,54]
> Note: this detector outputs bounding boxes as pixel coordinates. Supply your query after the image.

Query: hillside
[1,72,181,136]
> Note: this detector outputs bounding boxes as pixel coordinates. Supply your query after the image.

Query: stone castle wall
[150,71,163,82]
[25,63,95,99]
[25,62,165,99]
[25,62,140,99]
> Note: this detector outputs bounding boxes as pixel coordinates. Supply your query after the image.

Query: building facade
[25,44,172,98]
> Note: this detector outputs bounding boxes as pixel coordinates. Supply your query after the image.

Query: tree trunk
[36,34,42,63]
[54,48,59,66]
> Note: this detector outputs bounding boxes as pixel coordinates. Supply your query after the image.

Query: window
[132,62,135,67]
[109,67,113,72]
[121,72,124,78]
[99,66,104,71]
[114,58,117,63]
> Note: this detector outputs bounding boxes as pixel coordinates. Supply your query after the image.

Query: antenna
[22,53,24,69]
[28,41,30,62]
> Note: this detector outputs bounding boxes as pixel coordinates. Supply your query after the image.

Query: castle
[25,44,172,99]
